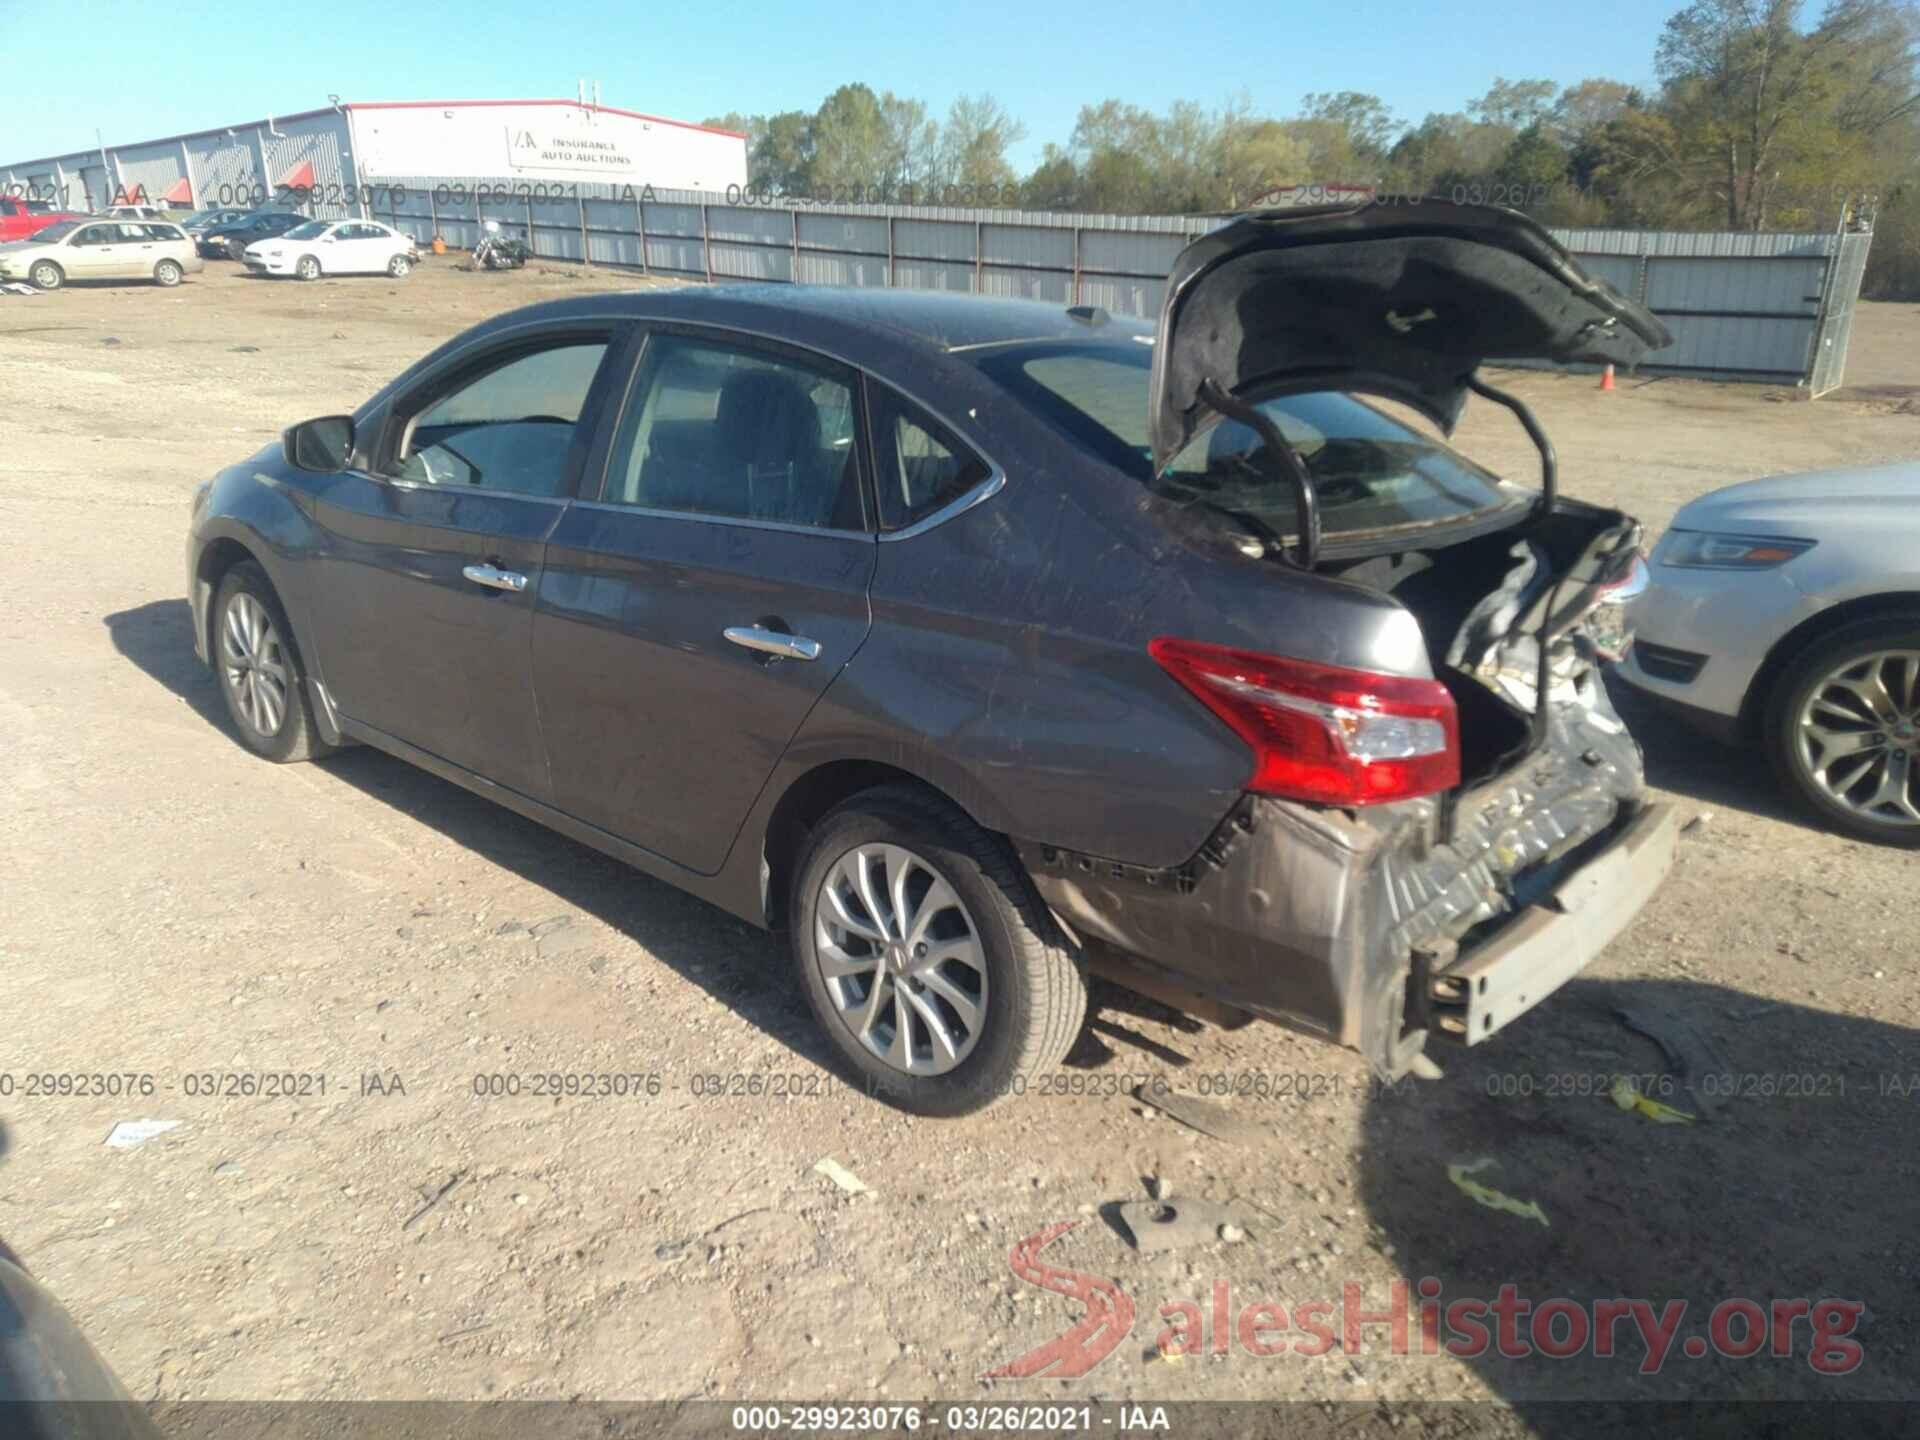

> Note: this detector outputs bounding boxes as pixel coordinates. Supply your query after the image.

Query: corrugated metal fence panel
[794,251,889,287]
[892,258,977,292]
[366,181,1871,386]
[980,265,1072,304]
[1644,256,1827,316]
[893,219,977,263]
[981,223,1074,269]
[1079,228,1197,277]
[798,213,888,257]
[1655,315,1818,376]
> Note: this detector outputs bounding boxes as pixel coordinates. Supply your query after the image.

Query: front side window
[973,343,1523,541]
[285,221,329,240]
[392,340,610,497]
[601,334,865,530]
[74,225,116,246]
[867,388,991,531]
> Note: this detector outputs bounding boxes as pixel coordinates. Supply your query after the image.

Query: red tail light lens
[1149,638,1460,806]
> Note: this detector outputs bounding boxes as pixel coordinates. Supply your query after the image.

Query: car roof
[476,285,1153,363]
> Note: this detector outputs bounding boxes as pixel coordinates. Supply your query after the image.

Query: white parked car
[242,219,417,280]
[0,218,203,289]
[1618,462,1920,844]
[96,204,175,222]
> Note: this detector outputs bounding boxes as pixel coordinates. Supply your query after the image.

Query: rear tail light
[1150,638,1460,806]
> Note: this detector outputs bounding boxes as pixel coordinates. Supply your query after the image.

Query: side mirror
[283,415,355,473]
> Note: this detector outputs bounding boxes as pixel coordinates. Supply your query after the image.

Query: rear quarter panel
[808,385,1430,872]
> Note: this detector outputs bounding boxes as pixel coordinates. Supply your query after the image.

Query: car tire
[296,255,321,281]
[153,259,183,287]
[789,784,1088,1115]
[1765,614,1920,847]
[211,561,335,764]
[387,254,413,278]
[28,259,62,291]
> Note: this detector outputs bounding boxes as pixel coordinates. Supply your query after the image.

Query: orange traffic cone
[1599,364,1616,392]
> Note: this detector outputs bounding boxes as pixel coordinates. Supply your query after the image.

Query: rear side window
[392,340,610,497]
[866,388,991,531]
[600,333,866,531]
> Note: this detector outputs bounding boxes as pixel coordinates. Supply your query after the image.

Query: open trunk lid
[1148,200,1673,473]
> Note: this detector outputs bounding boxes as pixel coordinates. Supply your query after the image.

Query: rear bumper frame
[1430,801,1677,1046]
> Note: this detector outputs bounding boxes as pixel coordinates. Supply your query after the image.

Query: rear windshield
[971,342,1522,540]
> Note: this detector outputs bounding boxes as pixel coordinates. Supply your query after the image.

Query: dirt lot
[1,261,1916,1419]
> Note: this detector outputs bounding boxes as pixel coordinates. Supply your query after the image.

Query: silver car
[0,218,204,290]
[1617,462,1920,844]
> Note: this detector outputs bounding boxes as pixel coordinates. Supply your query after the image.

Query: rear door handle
[462,563,528,593]
[723,625,821,662]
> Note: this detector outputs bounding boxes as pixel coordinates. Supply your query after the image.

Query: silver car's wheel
[154,259,183,287]
[1794,648,1920,830]
[220,592,290,739]
[814,843,988,1076]
[29,259,62,290]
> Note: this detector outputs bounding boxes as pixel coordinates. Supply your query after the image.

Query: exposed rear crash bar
[1430,801,1678,1045]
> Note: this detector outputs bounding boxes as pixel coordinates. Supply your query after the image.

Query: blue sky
[11,0,1682,166]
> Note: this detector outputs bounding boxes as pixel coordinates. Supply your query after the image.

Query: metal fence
[373,179,1874,394]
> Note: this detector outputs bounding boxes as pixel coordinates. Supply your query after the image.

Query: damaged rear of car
[998,201,1679,1080]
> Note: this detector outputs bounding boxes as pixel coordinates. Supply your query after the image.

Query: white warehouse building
[1,98,748,215]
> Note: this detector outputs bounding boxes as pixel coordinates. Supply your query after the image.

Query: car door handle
[723,625,821,662]
[462,563,528,593]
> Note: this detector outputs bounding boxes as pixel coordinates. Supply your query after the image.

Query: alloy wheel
[221,592,290,738]
[1795,648,1920,830]
[813,843,988,1076]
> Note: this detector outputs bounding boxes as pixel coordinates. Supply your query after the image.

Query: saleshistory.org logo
[982,1222,1866,1379]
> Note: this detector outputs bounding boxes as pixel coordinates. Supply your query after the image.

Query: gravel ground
[1,261,1915,1414]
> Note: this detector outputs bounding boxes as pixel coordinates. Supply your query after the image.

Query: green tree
[937,94,1027,195]
[810,84,893,192]
[1467,77,1560,129]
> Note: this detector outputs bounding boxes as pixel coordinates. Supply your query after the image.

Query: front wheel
[212,562,335,763]
[295,255,321,281]
[790,785,1088,1115]
[387,253,413,278]
[28,259,62,291]
[1766,616,1920,846]
[153,259,183,287]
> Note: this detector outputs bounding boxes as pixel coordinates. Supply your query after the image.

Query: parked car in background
[176,206,252,237]
[187,202,1678,1113]
[1617,463,1920,845]
[0,194,84,243]
[0,218,202,290]
[244,218,417,280]
[198,209,306,260]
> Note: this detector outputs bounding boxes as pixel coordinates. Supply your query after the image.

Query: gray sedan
[1618,463,1920,844]
[187,201,1678,1112]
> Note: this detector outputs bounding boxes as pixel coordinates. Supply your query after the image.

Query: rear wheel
[212,562,334,763]
[1766,615,1920,846]
[296,255,321,281]
[387,253,413,278]
[789,785,1087,1115]
[153,258,183,287]
[28,259,62,291]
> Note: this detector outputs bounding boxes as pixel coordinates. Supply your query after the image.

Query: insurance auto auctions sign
[505,126,639,177]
